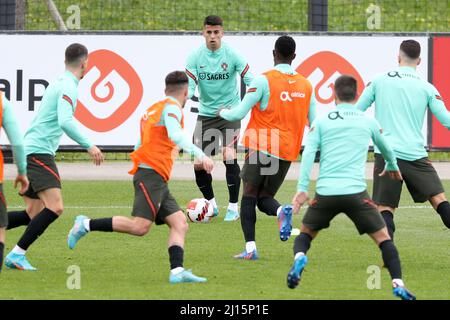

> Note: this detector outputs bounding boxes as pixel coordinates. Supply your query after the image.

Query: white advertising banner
[0,34,428,147]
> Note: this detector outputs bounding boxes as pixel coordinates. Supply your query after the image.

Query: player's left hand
[216,107,225,118]
[292,191,309,214]
[14,174,29,196]
[88,145,105,166]
[379,169,403,181]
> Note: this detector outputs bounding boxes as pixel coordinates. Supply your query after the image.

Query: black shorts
[240,149,291,196]
[0,184,7,228]
[131,168,181,225]
[23,154,61,199]
[373,154,445,208]
[193,115,240,156]
[302,191,386,235]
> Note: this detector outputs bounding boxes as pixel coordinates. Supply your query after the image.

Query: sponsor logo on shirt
[280,91,306,102]
[199,72,230,81]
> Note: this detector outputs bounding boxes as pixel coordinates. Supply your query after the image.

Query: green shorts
[23,154,61,199]
[302,191,386,235]
[373,154,445,208]
[0,184,7,228]
[131,168,181,225]
[193,115,240,156]
[240,149,291,196]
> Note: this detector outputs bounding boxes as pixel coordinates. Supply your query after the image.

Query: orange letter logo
[296,51,365,104]
[76,50,143,132]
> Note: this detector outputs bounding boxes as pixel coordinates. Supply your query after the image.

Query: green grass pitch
[1,179,449,300]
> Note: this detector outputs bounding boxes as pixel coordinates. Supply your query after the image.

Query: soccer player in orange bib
[67,71,214,283]
[219,36,317,259]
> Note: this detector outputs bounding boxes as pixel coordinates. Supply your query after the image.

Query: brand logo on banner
[75,49,143,132]
[296,51,365,104]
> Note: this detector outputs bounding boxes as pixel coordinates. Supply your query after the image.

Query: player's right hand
[201,156,214,174]
[379,169,403,181]
[14,174,29,196]
[88,145,105,166]
[292,191,309,214]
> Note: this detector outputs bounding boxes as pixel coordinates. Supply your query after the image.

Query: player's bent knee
[430,193,447,208]
[300,225,317,238]
[378,205,395,214]
[169,212,189,234]
[222,147,236,162]
[47,205,64,215]
[194,163,205,171]
[133,218,151,236]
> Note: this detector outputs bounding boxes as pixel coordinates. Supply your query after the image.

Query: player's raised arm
[428,86,450,130]
[218,76,266,121]
[356,79,376,112]
[370,118,402,180]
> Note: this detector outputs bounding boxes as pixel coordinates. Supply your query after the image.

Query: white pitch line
[5,205,434,209]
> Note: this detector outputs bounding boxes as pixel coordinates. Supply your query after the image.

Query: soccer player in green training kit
[186,15,254,221]
[0,92,29,272]
[287,75,416,300]
[357,40,450,240]
[67,71,212,284]
[4,43,104,271]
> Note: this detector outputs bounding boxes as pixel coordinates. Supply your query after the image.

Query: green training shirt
[356,66,450,161]
[186,42,254,117]
[24,71,93,156]
[1,94,27,175]
[298,103,399,196]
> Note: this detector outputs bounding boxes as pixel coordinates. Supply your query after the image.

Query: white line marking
[5,205,434,210]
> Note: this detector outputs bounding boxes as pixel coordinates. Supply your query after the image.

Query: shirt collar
[204,42,224,55]
[64,70,79,84]
[274,63,296,74]
[166,96,182,107]
[398,66,417,73]
[336,102,356,109]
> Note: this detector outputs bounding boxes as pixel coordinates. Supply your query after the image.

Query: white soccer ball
[186,198,214,223]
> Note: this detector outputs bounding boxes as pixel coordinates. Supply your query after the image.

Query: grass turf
[25,0,450,32]
[0,180,449,300]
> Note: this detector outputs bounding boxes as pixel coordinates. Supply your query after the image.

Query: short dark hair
[334,75,357,102]
[65,43,88,65]
[204,15,223,26]
[275,35,296,60]
[400,40,421,59]
[165,71,188,91]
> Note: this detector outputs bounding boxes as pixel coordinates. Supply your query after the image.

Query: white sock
[294,252,305,260]
[245,241,257,253]
[83,219,91,231]
[228,202,238,212]
[392,279,405,287]
[12,245,26,255]
[209,198,217,209]
[171,267,184,275]
[276,206,282,217]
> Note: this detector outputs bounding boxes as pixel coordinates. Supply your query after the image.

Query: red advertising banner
[432,37,450,148]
